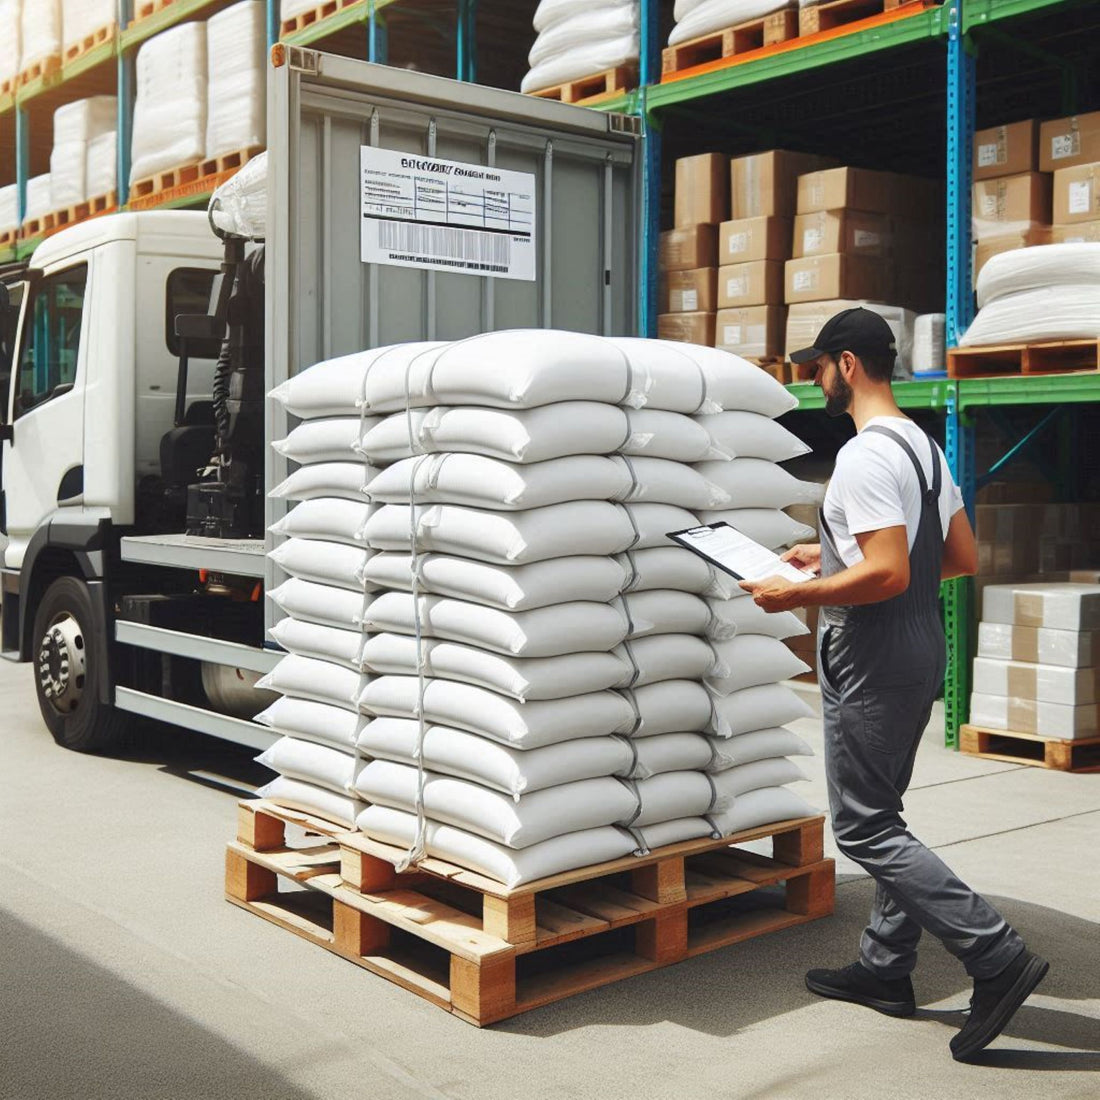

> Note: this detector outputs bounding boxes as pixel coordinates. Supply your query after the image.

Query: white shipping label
[977,142,1000,168]
[793,270,816,292]
[980,194,997,218]
[803,228,824,253]
[360,147,536,280]
[1051,132,1080,160]
[680,289,699,311]
[726,277,749,298]
[729,231,749,255]
[1068,180,1092,215]
[853,229,882,249]
[723,325,743,345]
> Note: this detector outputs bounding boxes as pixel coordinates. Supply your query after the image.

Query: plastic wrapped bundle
[50,96,116,208]
[522,0,639,95]
[0,0,21,89]
[130,23,207,184]
[280,0,321,19]
[209,151,267,240]
[0,184,17,234]
[86,130,117,198]
[21,0,60,71]
[23,174,52,224]
[62,0,116,53]
[912,314,946,374]
[669,0,793,46]
[205,1,266,161]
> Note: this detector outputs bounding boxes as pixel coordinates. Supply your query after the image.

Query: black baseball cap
[789,306,897,365]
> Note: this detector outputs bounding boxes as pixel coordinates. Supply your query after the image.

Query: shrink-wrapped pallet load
[20,0,61,73]
[86,130,117,199]
[0,184,17,235]
[522,0,639,95]
[259,332,820,887]
[280,0,321,20]
[61,0,116,55]
[50,96,116,209]
[23,174,52,225]
[130,22,208,185]
[0,0,21,90]
[205,1,266,161]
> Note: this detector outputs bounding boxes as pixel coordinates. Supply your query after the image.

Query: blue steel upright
[638,0,661,337]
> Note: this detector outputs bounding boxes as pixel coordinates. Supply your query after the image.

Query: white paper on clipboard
[668,522,814,584]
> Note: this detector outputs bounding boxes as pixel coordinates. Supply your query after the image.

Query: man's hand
[781,543,821,575]
[738,575,805,613]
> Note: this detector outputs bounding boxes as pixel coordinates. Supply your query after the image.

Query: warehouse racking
[1,0,1097,745]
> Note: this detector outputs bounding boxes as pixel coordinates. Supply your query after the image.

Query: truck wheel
[32,576,128,753]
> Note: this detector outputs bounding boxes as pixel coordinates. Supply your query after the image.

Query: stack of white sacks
[255,332,822,889]
[50,97,117,209]
[522,0,639,95]
[205,1,266,161]
[668,0,797,47]
[20,0,61,73]
[61,0,116,54]
[22,174,53,227]
[280,0,322,22]
[0,184,16,237]
[0,0,21,91]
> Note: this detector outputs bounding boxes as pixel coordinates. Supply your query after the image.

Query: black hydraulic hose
[211,335,233,474]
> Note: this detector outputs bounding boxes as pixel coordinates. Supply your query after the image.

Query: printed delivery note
[361,147,537,281]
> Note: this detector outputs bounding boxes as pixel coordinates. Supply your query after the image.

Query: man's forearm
[796,559,908,608]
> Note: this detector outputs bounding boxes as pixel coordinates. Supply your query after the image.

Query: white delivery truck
[0,49,641,752]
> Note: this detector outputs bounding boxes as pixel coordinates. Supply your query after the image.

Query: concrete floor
[1,659,1098,1100]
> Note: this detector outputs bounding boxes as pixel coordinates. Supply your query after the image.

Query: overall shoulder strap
[862,424,938,505]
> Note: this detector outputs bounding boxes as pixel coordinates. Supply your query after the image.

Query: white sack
[631,732,715,778]
[62,1,116,52]
[708,594,809,640]
[267,578,369,630]
[711,682,814,737]
[255,695,367,750]
[269,497,378,545]
[255,653,366,710]
[521,32,638,94]
[54,96,116,145]
[630,817,716,852]
[706,727,813,771]
[21,0,60,68]
[208,149,267,240]
[23,175,53,223]
[356,717,635,798]
[709,785,817,837]
[86,130,117,198]
[694,458,824,510]
[258,775,364,829]
[529,4,639,66]
[960,285,1100,347]
[696,508,817,550]
[697,411,811,462]
[130,23,208,183]
[976,243,1100,309]
[710,756,806,801]
[205,2,266,160]
[268,537,373,591]
[0,0,20,88]
[534,0,635,33]
[273,417,380,465]
[355,804,636,888]
[280,0,322,19]
[49,142,85,209]
[706,634,811,694]
[269,461,380,503]
[268,617,364,670]
[256,736,359,795]
[632,770,721,827]
[0,185,18,234]
[669,0,792,46]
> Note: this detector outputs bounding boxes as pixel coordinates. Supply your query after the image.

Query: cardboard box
[730,150,837,219]
[1053,162,1100,224]
[714,305,787,359]
[784,254,891,304]
[977,622,1100,669]
[973,120,1039,181]
[659,225,718,271]
[718,260,785,308]
[1051,219,1100,243]
[675,153,729,227]
[975,504,1042,577]
[974,226,1052,279]
[658,311,716,345]
[718,216,792,263]
[792,210,892,258]
[973,657,1100,706]
[1039,110,1100,172]
[969,692,1099,739]
[981,582,1100,631]
[796,166,940,217]
[659,267,718,313]
[971,173,1052,239]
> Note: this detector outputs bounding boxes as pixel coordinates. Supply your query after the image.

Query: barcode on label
[1052,133,1080,160]
[681,289,699,311]
[803,228,824,253]
[727,277,748,298]
[977,142,1000,168]
[723,325,742,345]
[377,220,511,272]
[793,270,815,291]
[729,232,749,255]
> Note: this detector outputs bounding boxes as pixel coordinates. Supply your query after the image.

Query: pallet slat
[662,9,798,76]
[63,23,117,64]
[280,0,364,37]
[799,0,931,37]
[947,340,1100,379]
[129,147,265,211]
[960,723,1100,772]
[528,65,636,106]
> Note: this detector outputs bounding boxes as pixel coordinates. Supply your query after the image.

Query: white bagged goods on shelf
[49,143,85,208]
[705,727,813,771]
[268,537,372,590]
[669,0,792,46]
[631,732,715,778]
[355,761,640,848]
[521,32,638,95]
[709,785,817,837]
[269,461,379,502]
[268,617,364,670]
[51,98,116,206]
[85,130,117,198]
[23,174,52,223]
[712,682,814,737]
[710,756,807,801]
[912,314,946,374]
[21,0,60,68]
[528,3,638,68]
[960,285,1100,347]
[706,635,811,694]
[258,774,364,828]
[694,458,825,509]
[130,22,207,184]
[696,507,817,550]
[365,453,730,511]
[975,243,1100,309]
[709,594,809,640]
[255,653,365,710]
[269,497,378,545]
[533,0,635,33]
[357,718,635,798]
[632,771,722,827]
[280,0,322,20]
[697,410,811,462]
[61,0,116,52]
[205,2,266,159]
[361,403,726,465]
[361,501,700,564]
[53,95,116,145]
[267,577,370,629]
[273,417,378,465]
[355,804,637,888]
[0,185,17,233]
[256,736,360,795]
[255,695,366,750]
[0,0,20,88]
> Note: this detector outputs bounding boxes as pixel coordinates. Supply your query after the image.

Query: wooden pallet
[18,54,62,87]
[960,724,1100,773]
[662,10,798,76]
[799,0,935,37]
[227,800,835,1026]
[0,74,16,100]
[947,340,1100,379]
[134,0,175,21]
[129,146,264,211]
[280,0,364,37]
[0,226,18,250]
[529,66,637,107]
[63,23,118,65]
[41,192,119,239]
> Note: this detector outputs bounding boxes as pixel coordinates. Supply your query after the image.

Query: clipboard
[667,521,814,584]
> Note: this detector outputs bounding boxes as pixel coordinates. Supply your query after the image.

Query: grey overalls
[818,424,1023,980]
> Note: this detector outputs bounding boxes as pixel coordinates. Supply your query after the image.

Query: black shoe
[805,961,916,1017]
[950,949,1049,1062]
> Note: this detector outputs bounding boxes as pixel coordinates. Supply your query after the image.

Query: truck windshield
[16,265,87,417]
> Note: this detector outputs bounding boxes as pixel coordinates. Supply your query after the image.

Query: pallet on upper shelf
[39,191,120,240]
[227,800,835,1027]
[947,340,1100,379]
[662,9,798,77]
[63,23,118,65]
[129,146,263,211]
[133,0,176,22]
[0,226,18,250]
[529,65,637,107]
[799,0,936,37]
[18,54,62,88]
[960,724,1100,773]
[280,0,365,37]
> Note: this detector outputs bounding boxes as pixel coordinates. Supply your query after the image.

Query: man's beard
[824,372,852,418]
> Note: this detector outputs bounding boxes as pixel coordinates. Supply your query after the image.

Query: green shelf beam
[957,372,1100,409]
[962,0,1075,34]
[14,40,118,107]
[788,378,955,412]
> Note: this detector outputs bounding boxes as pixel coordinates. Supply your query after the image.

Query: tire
[31,576,129,753]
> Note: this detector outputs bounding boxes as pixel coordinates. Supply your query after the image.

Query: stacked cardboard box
[1043,111,1100,244]
[971,583,1100,740]
[975,502,1100,579]
[971,119,1051,280]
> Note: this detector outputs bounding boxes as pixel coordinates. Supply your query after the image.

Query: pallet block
[662,10,798,76]
[129,146,264,211]
[799,0,934,37]
[133,0,175,21]
[0,227,17,250]
[280,0,365,37]
[227,800,835,1026]
[947,340,1100,379]
[960,724,1100,773]
[529,66,637,107]
[18,54,62,88]
[63,23,117,65]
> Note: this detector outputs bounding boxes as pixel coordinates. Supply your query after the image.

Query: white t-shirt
[822,416,964,568]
